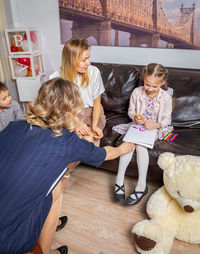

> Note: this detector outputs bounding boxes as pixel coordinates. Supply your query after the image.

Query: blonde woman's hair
[143,63,168,90]
[61,38,90,88]
[25,78,83,136]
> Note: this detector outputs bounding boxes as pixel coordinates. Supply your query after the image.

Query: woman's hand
[75,121,91,136]
[92,125,103,140]
[104,142,135,160]
[118,142,135,155]
[144,121,162,130]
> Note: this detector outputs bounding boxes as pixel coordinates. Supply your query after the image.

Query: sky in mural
[162,0,200,34]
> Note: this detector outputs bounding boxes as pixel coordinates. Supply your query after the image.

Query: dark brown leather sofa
[93,63,200,184]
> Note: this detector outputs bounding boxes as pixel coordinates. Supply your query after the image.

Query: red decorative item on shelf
[27,67,33,77]
[17,58,31,66]
[24,31,37,43]
[10,45,19,52]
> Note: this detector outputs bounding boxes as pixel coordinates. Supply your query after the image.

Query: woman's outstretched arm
[104,142,135,161]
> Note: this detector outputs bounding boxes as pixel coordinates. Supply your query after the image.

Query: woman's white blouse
[49,65,105,108]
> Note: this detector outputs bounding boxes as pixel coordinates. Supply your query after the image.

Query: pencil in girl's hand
[134,112,146,123]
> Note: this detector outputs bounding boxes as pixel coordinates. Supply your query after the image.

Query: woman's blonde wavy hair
[25,78,83,136]
[61,38,90,88]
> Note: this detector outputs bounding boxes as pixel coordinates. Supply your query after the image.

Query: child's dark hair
[0,82,8,92]
[143,63,168,90]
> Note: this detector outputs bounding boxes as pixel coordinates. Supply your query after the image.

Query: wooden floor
[52,165,200,254]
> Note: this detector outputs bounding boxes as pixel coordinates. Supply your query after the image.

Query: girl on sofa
[50,38,106,146]
[114,63,173,206]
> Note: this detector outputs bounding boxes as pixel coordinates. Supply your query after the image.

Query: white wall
[9,0,200,79]
[9,0,62,78]
[90,46,200,69]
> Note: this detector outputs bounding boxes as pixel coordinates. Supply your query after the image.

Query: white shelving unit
[5,28,45,102]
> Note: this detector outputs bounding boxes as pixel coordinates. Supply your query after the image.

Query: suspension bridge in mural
[59,0,200,49]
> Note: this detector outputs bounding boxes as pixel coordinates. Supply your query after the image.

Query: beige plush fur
[132,152,200,254]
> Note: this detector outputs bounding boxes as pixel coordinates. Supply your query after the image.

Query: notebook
[122,124,157,149]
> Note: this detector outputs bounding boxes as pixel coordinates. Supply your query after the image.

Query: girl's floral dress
[112,90,173,141]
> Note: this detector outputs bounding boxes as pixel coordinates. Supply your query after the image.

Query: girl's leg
[39,180,63,254]
[115,148,135,193]
[135,144,149,191]
[130,144,149,199]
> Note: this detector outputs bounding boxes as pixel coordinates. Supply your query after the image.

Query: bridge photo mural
[59,0,200,49]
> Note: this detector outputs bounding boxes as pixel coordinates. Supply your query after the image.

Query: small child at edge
[0,81,24,131]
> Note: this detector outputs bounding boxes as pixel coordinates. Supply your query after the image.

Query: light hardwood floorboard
[52,165,200,254]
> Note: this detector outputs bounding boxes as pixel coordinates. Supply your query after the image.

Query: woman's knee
[66,161,80,170]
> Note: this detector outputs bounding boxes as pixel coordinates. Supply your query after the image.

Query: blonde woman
[50,38,106,145]
[0,78,134,254]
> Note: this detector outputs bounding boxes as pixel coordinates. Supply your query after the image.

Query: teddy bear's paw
[131,220,160,253]
[132,220,175,254]
[133,233,157,251]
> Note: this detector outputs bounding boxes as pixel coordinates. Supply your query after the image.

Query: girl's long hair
[61,38,90,88]
[25,78,83,136]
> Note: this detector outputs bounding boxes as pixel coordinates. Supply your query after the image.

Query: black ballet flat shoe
[115,184,125,202]
[125,186,148,206]
[57,245,68,254]
[56,216,68,232]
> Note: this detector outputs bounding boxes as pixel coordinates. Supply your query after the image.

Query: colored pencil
[134,112,146,123]
[164,133,174,140]
[169,134,178,141]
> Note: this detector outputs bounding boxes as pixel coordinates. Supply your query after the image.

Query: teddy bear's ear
[157,152,175,170]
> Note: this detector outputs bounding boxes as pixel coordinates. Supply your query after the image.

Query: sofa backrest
[93,63,200,128]
[167,68,200,128]
[93,63,140,114]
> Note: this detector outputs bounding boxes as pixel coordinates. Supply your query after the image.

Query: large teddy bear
[132,152,200,254]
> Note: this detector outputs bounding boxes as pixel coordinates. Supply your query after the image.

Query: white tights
[116,144,149,195]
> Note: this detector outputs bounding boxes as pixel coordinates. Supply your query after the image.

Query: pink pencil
[170,134,178,141]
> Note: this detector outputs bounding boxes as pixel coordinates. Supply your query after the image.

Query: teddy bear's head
[158,152,200,213]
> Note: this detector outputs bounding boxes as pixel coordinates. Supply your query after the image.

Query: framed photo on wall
[59,0,200,50]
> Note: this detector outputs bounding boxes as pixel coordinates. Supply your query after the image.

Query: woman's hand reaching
[104,142,135,160]
[75,121,91,136]
[118,142,135,155]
